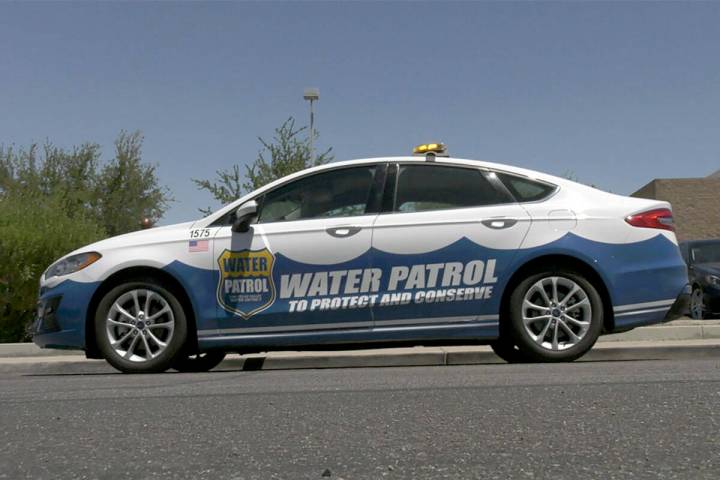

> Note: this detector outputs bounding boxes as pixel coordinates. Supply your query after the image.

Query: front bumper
[32,279,100,351]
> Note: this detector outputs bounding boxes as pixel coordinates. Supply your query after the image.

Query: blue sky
[1,1,719,225]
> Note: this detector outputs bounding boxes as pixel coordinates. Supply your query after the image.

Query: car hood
[68,221,197,256]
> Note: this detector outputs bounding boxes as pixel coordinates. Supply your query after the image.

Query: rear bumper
[611,284,691,333]
[664,284,691,321]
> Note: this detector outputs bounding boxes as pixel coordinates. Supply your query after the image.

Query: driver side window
[257,166,377,223]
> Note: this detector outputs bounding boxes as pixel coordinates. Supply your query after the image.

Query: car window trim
[208,161,560,227]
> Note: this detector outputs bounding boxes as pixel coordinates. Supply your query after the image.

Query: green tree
[0,141,101,216]
[95,131,172,236]
[0,131,172,235]
[194,117,333,215]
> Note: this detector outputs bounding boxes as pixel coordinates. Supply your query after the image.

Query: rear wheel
[172,351,227,372]
[690,287,706,320]
[508,269,603,362]
[95,280,188,373]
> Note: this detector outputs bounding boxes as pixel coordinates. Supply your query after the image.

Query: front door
[212,164,382,336]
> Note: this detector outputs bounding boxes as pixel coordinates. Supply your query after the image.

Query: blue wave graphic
[38,232,687,347]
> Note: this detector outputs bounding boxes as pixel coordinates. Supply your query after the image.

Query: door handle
[326,226,362,238]
[481,218,518,230]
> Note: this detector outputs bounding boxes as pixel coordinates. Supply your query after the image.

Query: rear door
[370,162,531,329]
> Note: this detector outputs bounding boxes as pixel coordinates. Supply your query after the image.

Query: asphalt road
[1,358,719,480]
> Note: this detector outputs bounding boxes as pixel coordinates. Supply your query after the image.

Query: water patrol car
[34,144,690,373]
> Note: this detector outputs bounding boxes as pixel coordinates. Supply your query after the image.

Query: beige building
[631,170,720,242]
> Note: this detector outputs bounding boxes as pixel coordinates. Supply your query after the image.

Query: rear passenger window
[496,173,556,202]
[394,165,513,213]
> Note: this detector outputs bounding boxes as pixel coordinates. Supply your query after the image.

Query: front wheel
[508,269,604,362]
[95,280,188,373]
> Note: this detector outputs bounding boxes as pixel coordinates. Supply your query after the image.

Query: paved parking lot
[1,356,719,479]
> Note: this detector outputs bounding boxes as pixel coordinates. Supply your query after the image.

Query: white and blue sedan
[33,145,690,373]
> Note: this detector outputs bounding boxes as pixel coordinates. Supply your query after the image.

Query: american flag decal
[188,239,209,252]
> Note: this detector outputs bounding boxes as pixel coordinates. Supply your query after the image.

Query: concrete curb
[2,340,719,373]
[598,319,720,343]
[4,318,718,358]
[235,341,720,370]
[0,343,81,358]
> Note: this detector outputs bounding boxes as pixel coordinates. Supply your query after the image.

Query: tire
[508,269,604,362]
[94,279,188,373]
[172,351,227,373]
[690,287,706,320]
[490,339,528,363]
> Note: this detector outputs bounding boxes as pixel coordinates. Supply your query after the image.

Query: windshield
[691,242,720,264]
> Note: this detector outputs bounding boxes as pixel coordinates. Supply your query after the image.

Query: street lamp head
[303,87,319,101]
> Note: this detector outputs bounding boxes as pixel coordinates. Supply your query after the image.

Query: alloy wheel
[522,276,592,351]
[106,289,175,362]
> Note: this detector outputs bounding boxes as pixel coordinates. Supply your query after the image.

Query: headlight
[708,275,720,287]
[45,252,102,280]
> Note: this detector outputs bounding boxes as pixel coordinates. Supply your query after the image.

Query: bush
[0,193,104,342]
[0,131,172,342]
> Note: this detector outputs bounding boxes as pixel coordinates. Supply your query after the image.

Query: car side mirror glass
[231,200,258,233]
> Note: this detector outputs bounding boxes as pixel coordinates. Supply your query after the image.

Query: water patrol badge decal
[217,249,276,318]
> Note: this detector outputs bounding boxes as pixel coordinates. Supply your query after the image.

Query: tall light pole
[303,87,319,163]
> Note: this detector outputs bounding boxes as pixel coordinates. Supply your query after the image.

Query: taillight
[625,208,675,231]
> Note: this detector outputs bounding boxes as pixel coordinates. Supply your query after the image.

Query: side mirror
[231,200,258,233]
